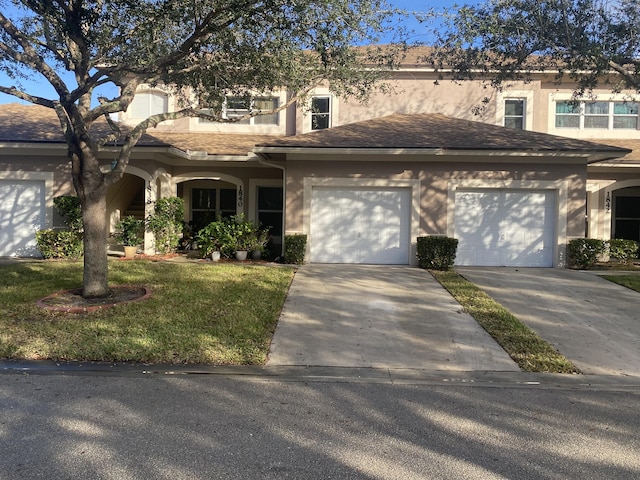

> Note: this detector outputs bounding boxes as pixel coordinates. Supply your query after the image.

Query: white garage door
[311,187,411,264]
[454,190,556,267]
[0,180,46,257]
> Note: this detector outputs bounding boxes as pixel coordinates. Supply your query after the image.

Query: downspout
[256,153,286,260]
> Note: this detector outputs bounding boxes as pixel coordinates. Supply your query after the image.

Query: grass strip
[0,260,295,365]
[602,274,640,293]
[431,270,580,374]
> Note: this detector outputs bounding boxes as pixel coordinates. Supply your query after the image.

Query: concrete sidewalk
[267,265,519,371]
[457,267,640,376]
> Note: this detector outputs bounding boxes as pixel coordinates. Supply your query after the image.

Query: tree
[0,0,404,297]
[428,0,640,95]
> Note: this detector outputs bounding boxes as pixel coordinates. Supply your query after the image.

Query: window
[191,188,237,232]
[257,187,283,239]
[311,96,331,130]
[200,96,279,125]
[128,91,168,119]
[555,100,639,130]
[504,99,525,129]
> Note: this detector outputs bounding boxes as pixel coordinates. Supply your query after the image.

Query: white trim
[446,179,568,267]
[302,177,421,265]
[248,178,283,223]
[496,90,534,130]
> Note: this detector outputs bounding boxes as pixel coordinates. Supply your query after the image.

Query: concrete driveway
[457,267,640,376]
[268,265,519,371]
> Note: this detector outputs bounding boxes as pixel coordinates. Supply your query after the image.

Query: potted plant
[250,229,271,260]
[197,220,233,261]
[115,215,144,259]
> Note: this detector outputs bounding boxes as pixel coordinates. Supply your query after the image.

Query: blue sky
[0,1,478,105]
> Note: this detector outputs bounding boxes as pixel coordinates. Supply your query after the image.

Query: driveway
[457,267,640,376]
[268,265,519,371]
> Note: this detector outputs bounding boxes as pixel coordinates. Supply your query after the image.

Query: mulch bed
[37,285,151,313]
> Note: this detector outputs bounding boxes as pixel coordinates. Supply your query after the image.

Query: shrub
[53,195,82,232]
[197,214,270,259]
[147,197,185,254]
[608,239,639,263]
[284,234,307,265]
[115,216,144,246]
[36,195,83,259]
[197,219,235,258]
[416,236,458,270]
[35,229,83,259]
[567,238,606,269]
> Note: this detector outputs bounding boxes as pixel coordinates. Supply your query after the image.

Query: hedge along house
[254,113,629,267]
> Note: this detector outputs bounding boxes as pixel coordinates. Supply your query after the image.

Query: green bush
[147,197,184,254]
[35,229,83,259]
[197,219,235,258]
[53,195,82,232]
[115,216,144,246]
[284,234,307,265]
[36,195,83,259]
[197,214,270,259]
[608,239,639,262]
[567,238,606,269]
[416,236,458,270]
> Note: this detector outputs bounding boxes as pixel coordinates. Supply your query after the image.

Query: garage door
[454,190,556,267]
[310,187,411,264]
[0,180,46,257]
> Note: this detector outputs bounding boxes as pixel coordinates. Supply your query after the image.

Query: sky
[0,1,479,105]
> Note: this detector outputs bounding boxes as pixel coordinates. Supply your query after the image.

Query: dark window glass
[192,188,215,209]
[615,197,640,218]
[220,189,237,211]
[257,187,283,210]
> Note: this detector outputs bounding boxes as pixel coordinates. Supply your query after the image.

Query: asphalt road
[1,367,639,479]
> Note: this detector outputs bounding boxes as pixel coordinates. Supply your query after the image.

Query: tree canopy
[0,0,404,296]
[428,0,640,95]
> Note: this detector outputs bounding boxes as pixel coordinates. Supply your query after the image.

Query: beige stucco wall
[284,156,587,266]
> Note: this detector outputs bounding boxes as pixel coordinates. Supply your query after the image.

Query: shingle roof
[0,103,278,156]
[255,113,631,155]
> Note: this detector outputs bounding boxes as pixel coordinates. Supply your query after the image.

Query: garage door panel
[0,180,45,257]
[455,190,555,267]
[311,187,410,264]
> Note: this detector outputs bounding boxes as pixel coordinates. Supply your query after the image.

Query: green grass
[0,260,295,364]
[602,274,640,292]
[431,270,580,374]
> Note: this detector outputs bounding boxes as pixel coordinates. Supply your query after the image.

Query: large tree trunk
[80,186,110,298]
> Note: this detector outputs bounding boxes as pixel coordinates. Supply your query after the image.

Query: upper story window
[311,96,331,130]
[128,91,169,119]
[504,98,525,129]
[555,100,639,130]
[200,96,279,125]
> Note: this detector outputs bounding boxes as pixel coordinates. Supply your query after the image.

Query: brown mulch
[37,285,151,313]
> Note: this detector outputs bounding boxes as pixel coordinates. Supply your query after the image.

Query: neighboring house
[1,49,637,266]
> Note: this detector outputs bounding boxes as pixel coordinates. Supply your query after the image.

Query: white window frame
[549,93,640,138]
[503,98,526,129]
[128,90,169,119]
[199,96,279,126]
[310,95,332,130]
[496,90,534,130]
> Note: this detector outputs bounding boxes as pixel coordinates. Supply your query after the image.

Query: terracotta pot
[123,245,137,259]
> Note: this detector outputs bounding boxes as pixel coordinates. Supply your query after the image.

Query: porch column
[143,177,158,254]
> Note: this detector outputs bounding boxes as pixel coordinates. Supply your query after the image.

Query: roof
[0,103,277,156]
[255,113,631,156]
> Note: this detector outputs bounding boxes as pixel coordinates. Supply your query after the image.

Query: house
[0,49,637,266]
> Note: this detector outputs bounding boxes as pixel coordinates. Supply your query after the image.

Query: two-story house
[0,47,636,266]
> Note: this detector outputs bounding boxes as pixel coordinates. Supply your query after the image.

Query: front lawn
[0,260,294,364]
